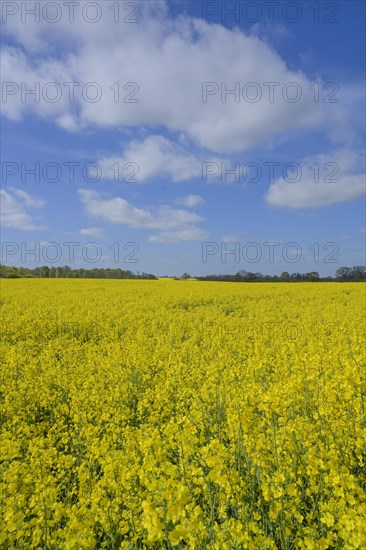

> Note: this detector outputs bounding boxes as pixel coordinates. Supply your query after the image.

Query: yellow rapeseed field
[1,279,365,549]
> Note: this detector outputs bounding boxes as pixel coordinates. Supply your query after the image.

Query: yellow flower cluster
[1,279,365,548]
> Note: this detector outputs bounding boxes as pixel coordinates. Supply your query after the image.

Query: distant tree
[336,267,351,280]
[63,266,72,278]
[7,267,21,278]
[39,266,50,278]
[350,266,366,280]
[306,271,320,281]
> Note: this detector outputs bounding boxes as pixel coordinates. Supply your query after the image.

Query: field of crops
[1,279,365,549]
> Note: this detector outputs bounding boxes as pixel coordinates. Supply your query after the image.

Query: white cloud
[0,188,46,231]
[176,194,205,207]
[265,149,366,208]
[250,21,290,44]
[360,227,366,234]
[149,227,209,243]
[98,136,218,183]
[1,1,333,153]
[0,47,74,121]
[80,227,105,238]
[78,189,208,242]
[222,235,240,243]
[10,188,45,208]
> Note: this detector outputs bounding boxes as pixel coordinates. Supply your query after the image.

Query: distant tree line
[0,265,157,280]
[1,265,365,281]
[194,266,366,282]
[334,266,366,281]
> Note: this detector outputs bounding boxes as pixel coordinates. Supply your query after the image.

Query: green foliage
[0,265,157,280]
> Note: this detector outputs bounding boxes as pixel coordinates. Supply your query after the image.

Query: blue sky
[1,0,365,276]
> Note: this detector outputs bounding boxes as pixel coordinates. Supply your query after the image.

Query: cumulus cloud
[176,194,205,207]
[10,188,45,208]
[221,235,241,243]
[0,188,46,231]
[265,149,366,208]
[148,227,209,243]
[80,227,105,238]
[1,0,332,153]
[98,136,218,183]
[78,189,208,242]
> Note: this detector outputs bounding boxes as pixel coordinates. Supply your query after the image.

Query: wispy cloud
[78,189,209,242]
[80,227,105,238]
[176,195,205,208]
[266,149,365,208]
[1,188,46,231]
[98,136,219,183]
